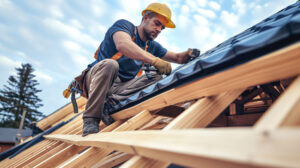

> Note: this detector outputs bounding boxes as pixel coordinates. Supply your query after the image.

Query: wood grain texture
[112,42,300,120]
[45,128,300,168]
[255,76,300,129]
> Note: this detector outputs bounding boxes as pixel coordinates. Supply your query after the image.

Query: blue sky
[0,0,297,117]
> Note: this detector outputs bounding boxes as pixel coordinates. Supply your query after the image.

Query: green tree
[0,63,44,128]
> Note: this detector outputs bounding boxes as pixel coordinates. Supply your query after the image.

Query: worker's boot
[82,118,100,137]
[102,102,115,126]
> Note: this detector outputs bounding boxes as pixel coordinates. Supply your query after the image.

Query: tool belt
[63,68,90,113]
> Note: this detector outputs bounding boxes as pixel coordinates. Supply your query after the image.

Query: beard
[143,27,156,41]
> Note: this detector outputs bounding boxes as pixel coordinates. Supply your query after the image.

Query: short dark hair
[142,11,156,21]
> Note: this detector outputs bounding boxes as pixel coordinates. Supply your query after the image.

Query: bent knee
[95,59,119,72]
[103,59,119,70]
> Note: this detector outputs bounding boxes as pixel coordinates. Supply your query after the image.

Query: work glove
[151,57,172,75]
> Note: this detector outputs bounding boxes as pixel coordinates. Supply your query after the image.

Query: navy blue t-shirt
[89,19,167,82]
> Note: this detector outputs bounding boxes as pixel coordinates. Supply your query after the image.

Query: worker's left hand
[180,48,200,64]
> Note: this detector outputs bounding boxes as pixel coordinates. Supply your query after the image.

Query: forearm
[163,50,189,64]
[114,31,156,63]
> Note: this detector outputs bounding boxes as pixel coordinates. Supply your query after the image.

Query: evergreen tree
[0,63,44,128]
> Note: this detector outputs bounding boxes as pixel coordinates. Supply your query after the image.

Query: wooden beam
[122,89,244,167]
[120,156,166,168]
[33,144,87,168]
[57,147,112,168]
[254,76,300,129]
[92,153,133,168]
[36,97,86,130]
[112,42,300,120]
[113,110,154,131]
[24,143,70,168]
[45,128,300,168]
[260,84,280,101]
[164,89,244,129]
[2,119,82,168]
[55,110,154,168]
[2,140,58,168]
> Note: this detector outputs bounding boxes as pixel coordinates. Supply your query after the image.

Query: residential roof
[0,1,299,167]
[0,128,32,143]
[108,0,300,114]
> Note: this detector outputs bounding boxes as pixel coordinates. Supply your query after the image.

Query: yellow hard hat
[142,3,176,28]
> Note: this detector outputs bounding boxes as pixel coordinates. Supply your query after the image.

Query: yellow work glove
[151,57,172,75]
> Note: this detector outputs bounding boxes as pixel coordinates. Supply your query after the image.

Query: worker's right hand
[151,57,172,75]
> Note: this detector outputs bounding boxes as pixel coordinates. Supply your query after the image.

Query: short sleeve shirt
[88,19,167,82]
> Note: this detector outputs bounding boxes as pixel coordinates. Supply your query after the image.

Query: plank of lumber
[57,147,111,168]
[120,156,166,168]
[55,121,126,168]
[24,143,70,168]
[55,110,153,168]
[122,89,244,167]
[254,76,300,129]
[23,129,82,168]
[1,117,82,168]
[45,128,300,168]
[92,153,133,168]
[1,140,57,168]
[33,144,87,168]
[112,42,300,120]
[37,97,86,130]
[164,89,244,129]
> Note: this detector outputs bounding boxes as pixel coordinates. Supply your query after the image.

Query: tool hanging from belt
[63,26,149,113]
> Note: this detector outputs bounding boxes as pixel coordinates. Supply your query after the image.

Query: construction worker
[81,3,193,136]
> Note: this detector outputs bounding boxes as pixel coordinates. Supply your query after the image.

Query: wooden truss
[0,42,299,168]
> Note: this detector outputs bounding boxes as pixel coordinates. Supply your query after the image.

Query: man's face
[143,14,167,41]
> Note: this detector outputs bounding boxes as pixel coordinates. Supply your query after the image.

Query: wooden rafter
[121,89,245,167]
[112,42,300,120]
[45,128,300,168]
[255,76,300,129]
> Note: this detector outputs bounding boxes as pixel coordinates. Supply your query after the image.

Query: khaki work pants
[83,59,162,120]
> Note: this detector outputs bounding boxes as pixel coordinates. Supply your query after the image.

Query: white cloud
[197,8,216,19]
[181,5,190,14]
[250,0,297,25]
[156,33,181,52]
[233,0,246,15]
[34,71,53,82]
[62,41,82,52]
[197,0,207,7]
[0,55,21,69]
[178,14,190,30]
[220,10,239,28]
[192,26,211,46]
[43,18,98,48]
[119,0,143,24]
[0,0,27,22]
[16,51,27,58]
[193,14,209,26]
[210,30,227,46]
[19,28,35,42]
[50,6,64,18]
[69,19,83,30]
[209,1,221,11]
[91,0,108,17]
[62,40,90,70]
[186,0,198,9]
[16,51,42,67]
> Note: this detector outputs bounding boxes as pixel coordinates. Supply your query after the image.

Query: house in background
[0,128,32,153]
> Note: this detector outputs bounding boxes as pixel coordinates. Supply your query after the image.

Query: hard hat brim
[142,9,176,28]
